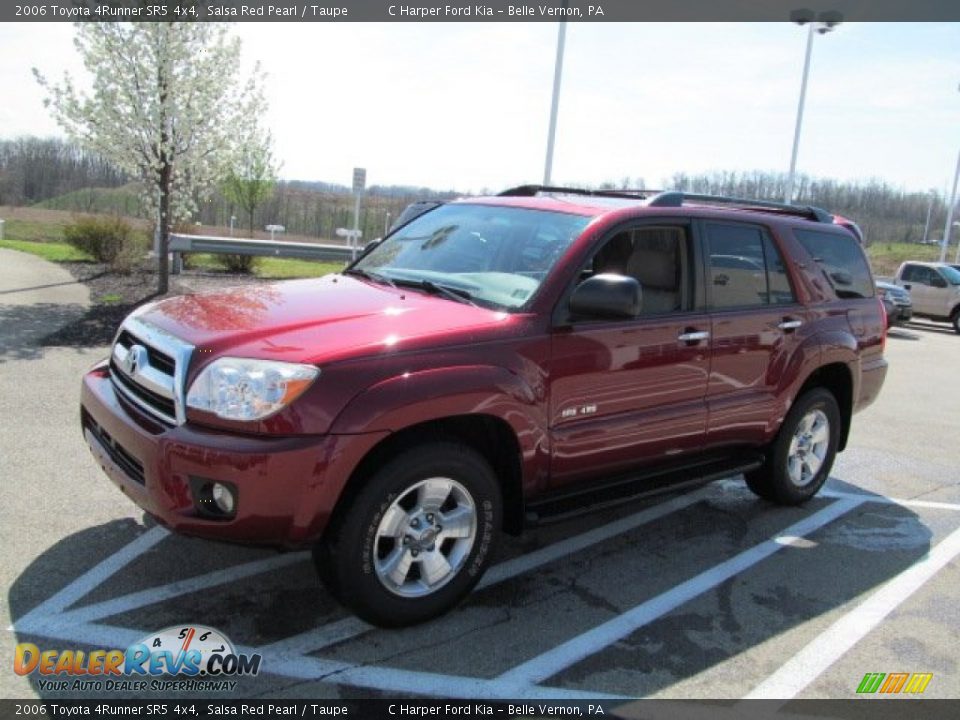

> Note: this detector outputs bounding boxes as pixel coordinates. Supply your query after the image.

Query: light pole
[543,0,569,186]
[784,9,843,205]
[941,85,960,262]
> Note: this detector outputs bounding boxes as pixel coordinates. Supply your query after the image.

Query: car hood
[133,274,517,367]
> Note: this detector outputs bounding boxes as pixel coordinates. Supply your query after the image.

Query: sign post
[336,227,363,255]
[352,167,366,260]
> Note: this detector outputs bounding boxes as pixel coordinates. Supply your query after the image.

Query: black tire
[951,308,960,334]
[314,441,501,627]
[744,388,841,506]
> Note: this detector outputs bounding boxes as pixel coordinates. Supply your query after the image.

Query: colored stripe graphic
[856,672,932,694]
[903,673,933,694]
[857,672,885,693]
[879,672,909,693]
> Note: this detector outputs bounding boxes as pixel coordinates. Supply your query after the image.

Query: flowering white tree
[35,22,265,293]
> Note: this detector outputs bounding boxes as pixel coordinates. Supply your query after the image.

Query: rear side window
[794,229,874,299]
[706,223,796,308]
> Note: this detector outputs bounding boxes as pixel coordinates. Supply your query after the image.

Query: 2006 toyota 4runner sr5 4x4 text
[81,187,887,626]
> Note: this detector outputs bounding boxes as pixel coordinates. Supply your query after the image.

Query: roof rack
[498,185,659,201]
[646,191,833,223]
[498,185,834,224]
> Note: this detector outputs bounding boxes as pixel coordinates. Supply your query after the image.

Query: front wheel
[314,441,501,627]
[745,388,841,505]
[951,308,960,334]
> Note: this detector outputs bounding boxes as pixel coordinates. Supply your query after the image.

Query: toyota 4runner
[80,187,887,626]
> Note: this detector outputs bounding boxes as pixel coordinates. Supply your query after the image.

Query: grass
[1,218,68,243]
[35,184,142,217]
[867,242,944,277]
[183,253,344,279]
[0,239,343,280]
[258,257,345,279]
[0,238,92,262]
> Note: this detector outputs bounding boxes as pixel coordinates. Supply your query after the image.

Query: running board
[524,453,765,526]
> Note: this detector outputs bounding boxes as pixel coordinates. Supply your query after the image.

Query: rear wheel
[744,388,841,505]
[314,441,501,627]
[951,308,960,334]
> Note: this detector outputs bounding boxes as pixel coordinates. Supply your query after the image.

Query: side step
[524,453,765,526]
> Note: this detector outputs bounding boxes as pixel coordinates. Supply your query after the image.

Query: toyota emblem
[123,344,148,376]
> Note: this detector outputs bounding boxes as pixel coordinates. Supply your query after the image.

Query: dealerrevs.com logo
[14,625,261,692]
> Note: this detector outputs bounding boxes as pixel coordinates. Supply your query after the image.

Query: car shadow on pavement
[886,327,921,341]
[7,477,934,699]
[903,321,957,337]
[0,302,90,363]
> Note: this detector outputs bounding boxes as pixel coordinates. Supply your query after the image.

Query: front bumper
[80,363,387,549]
[890,303,913,324]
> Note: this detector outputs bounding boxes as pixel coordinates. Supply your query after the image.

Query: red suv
[80,187,887,626]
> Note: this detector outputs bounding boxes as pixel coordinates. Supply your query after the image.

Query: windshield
[352,203,591,310]
[940,265,960,285]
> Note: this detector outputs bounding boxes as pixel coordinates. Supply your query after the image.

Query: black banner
[3,0,960,23]
[3,700,960,720]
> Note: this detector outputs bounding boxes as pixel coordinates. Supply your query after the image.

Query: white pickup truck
[893,261,960,333]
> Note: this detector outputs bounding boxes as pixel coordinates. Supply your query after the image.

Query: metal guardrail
[169,233,353,274]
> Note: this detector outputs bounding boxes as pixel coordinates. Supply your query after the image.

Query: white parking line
[744,523,960,700]
[14,617,629,701]
[16,525,167,626]
[496,497,864,688]
[24,483,943,701]
[60,552,306,623]
[41,486,715,652]
[258,486,715,657]
[822,488,960,512]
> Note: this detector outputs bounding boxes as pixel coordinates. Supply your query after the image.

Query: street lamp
[784,8,843,205]
[940,84,960,263]
[543,0,569,185]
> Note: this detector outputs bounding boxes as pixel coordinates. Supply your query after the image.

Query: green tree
[222,131,278,237]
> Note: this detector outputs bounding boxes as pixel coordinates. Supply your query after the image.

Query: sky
[1,21,958,195]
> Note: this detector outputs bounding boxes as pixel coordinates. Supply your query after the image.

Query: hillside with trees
[1,136,952,249]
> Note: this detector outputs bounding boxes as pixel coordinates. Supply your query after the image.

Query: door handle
[778,319,803,331]
[677,330,710,342]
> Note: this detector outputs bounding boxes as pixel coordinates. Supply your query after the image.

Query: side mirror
[570,274,641,320]
[359,238,382,258]
[829,270,853,286]
[931,275,947,288]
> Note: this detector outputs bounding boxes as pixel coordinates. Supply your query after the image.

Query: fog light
[212,483,235,515]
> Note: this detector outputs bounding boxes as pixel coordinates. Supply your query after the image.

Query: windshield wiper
[395,278,478,307]
[344,268,398,289]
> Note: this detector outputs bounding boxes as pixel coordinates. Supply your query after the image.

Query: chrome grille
[109,316,194,426]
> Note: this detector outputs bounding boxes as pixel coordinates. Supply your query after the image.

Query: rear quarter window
[794,229,874,299]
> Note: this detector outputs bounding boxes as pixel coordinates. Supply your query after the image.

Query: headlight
[186,358,319,421]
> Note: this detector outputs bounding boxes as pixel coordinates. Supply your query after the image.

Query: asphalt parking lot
[2,250,959,704]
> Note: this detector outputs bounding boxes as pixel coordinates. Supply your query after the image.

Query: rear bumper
[80,363,387,549]
[854,355,888,414]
